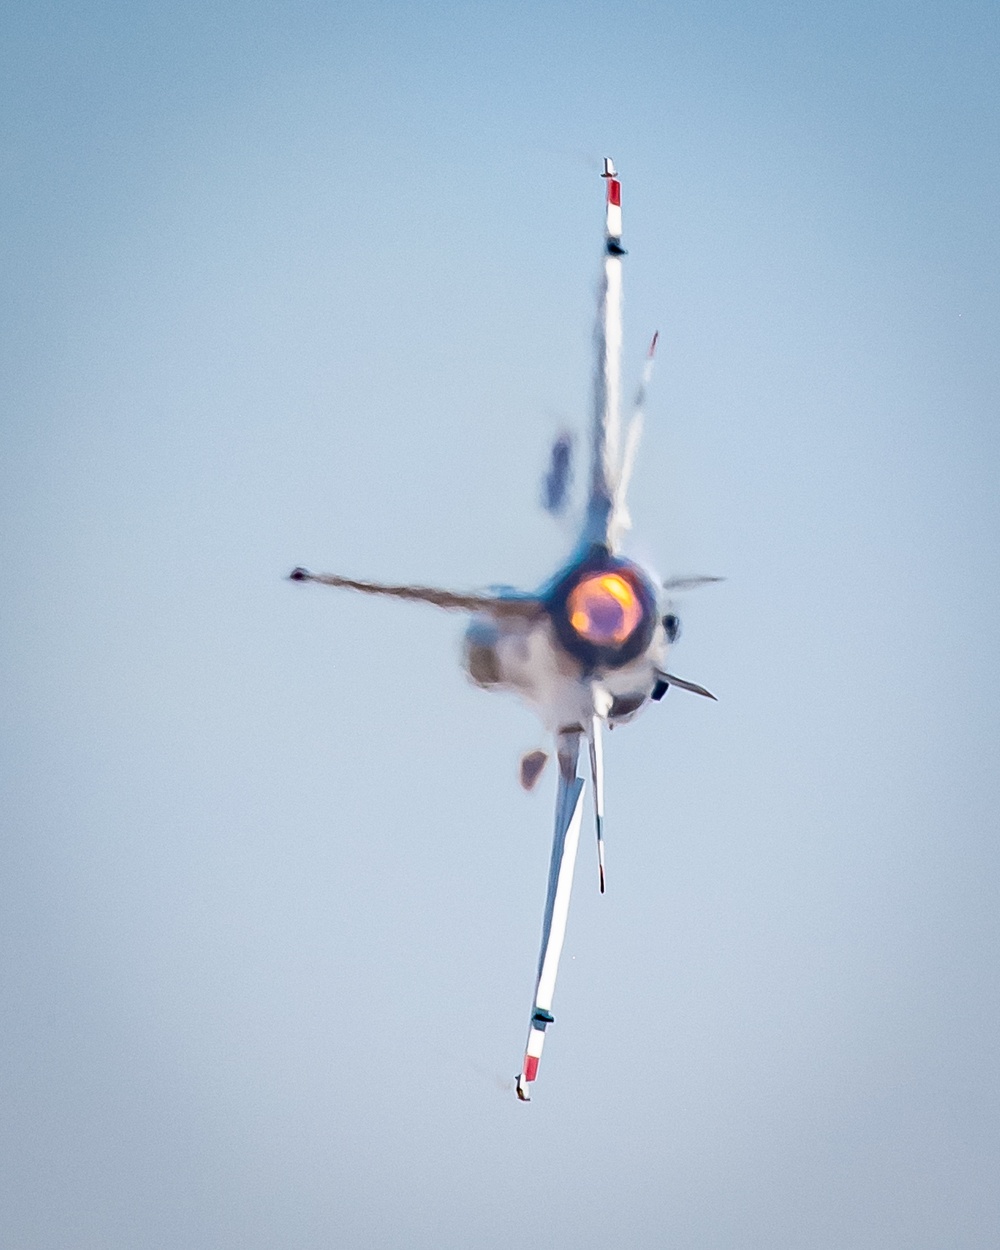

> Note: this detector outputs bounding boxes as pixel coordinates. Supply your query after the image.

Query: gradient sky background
[3,2,999,1247]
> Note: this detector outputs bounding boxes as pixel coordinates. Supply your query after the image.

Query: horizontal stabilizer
[662,575,725,592]
[656,671,717,700]
[289,568,543,619]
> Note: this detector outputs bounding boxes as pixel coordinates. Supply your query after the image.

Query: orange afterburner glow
[567,573,643,646]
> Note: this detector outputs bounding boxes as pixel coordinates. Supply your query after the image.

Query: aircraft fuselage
[463,545,667,731]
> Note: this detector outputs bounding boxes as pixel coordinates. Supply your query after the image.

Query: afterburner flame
[566,572,643,646]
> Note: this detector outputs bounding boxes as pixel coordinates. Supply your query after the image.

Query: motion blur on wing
[291,158,719,1101]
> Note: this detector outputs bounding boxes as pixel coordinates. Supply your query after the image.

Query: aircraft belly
[465,612,671,730]
[596,656,659,725]
[494,620,592,730]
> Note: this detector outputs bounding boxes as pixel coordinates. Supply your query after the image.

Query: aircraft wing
[288,568,543,619]
[582,160,626,550]
[516,729,586,1101]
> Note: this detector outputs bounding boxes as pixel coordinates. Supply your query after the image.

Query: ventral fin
[519,750,549,791]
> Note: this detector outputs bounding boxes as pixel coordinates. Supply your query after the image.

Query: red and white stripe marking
[521,1026,546,1083]
[606,177,622,240]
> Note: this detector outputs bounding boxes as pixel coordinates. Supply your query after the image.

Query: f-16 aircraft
[291,158,718,1101]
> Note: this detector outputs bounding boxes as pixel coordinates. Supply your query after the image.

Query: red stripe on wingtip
[607,179,621,207]
[523,1055,539,1082]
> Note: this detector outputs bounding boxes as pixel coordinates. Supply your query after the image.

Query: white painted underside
[487,615,666,731]
[534,781,585,1011]
[525,1027,546,1059]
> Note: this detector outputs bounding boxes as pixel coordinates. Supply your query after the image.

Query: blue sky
[3,2,999,1247]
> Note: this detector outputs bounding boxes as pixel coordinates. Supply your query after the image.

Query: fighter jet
[290,159,718,1101]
